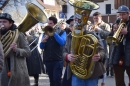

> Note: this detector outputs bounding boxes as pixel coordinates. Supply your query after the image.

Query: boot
[33,80,38,86]
[101,83,105,86]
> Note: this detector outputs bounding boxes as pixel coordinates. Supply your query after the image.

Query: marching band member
[88,12,111,86]
[0,13,31,86]
[40,16,66,86]
[62,14,106,86]
[111,5,130,86]
[26,28,43,86]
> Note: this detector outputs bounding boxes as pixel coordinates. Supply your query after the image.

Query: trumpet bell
[18,3,47,33]
[44,26,54,36]
[107,36,119,46]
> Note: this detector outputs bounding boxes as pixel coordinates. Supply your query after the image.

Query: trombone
[28,37,40,52]
[43,20,65,36]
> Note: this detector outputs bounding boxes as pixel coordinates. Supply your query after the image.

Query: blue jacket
[40,30,66,61]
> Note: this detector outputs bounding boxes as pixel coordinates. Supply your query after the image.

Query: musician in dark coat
[111,5,130,86]
[26,29,43,86]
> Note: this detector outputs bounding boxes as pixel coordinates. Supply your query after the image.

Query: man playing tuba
[62,0,106,86]
[62,16,106,86]
[0,13,31,86]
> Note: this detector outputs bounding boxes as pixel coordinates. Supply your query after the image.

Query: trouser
[45,61,63,86]
[33,74,39,84]
[113,65,130,86]
[72,74,98,86]
[62,64,72,86]
[106,58,114,76]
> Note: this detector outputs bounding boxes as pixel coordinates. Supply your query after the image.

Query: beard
[1,28,8,35]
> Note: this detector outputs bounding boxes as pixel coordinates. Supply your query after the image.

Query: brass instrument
[89,22,100,31]
[107,19,127,46]
[1,3,47,58]
[43,20,65,36]
[69,0,99,79]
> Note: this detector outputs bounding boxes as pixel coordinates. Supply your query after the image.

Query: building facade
[66,0,130,23]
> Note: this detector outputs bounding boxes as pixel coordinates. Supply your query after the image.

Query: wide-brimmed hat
[66,15,75,24]
[0,13,14,23]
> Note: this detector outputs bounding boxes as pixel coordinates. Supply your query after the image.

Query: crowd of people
[0,4,129,86]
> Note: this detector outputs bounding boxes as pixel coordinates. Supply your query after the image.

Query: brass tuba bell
[69,0,99,79]
[107,19,127,46]
[1,3,47,58]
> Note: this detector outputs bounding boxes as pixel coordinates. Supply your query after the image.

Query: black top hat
[0,13,14,23]
[66,15,74,24]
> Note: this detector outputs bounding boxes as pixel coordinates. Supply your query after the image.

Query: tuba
[107,19,127,46]
[1,3,47,58]
[69,0,99,79]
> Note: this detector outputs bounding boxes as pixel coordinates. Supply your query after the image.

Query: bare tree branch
[0,0,10,9]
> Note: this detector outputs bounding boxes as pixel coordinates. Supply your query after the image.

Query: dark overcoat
[26,33,42,75]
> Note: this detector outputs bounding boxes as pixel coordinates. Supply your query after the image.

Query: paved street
[30,73,129,86]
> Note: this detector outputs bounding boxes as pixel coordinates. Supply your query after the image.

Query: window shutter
[114,0,130,9]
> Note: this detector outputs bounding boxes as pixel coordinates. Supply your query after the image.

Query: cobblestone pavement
[30,73,129,86]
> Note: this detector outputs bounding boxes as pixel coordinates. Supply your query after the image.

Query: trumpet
[107,19,127,46]
[43,20,65,36]
[89,22,100,31]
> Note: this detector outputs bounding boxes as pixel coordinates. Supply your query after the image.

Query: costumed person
[110,5,130,86]
[26,27,43,86]
[62,15,75,86]
[0,13,31,86]
[40,16,66,86]
[88,12,111,86]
